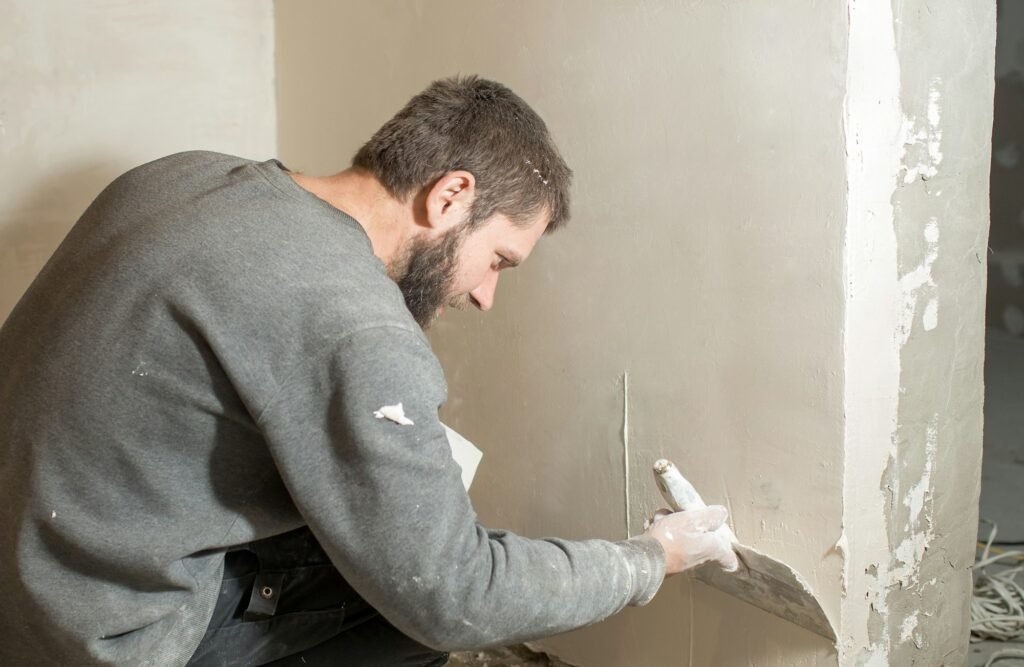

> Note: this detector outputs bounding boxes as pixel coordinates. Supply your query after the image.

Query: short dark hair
[352,75,572,232]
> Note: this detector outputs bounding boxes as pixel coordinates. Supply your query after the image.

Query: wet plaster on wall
[277,2,847,664]
[274,1,1017,664]
[841,1,994,665]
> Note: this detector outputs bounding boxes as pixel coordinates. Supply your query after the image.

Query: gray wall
[0,0,277,324]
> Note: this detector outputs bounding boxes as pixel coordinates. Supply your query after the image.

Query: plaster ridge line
[623,370,631,538]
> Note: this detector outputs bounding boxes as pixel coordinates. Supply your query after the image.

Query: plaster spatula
[653,459,836,641]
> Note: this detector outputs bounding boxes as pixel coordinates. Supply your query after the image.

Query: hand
[643,505,739,575]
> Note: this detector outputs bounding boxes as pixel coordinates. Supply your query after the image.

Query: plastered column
[840,1,994,664]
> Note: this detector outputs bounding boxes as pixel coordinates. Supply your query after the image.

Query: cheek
[452,249,492,290]
[453,263,488,293]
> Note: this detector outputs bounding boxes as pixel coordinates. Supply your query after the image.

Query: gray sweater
[0,151,665,666]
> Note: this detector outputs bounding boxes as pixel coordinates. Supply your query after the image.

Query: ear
[423,170,475,233]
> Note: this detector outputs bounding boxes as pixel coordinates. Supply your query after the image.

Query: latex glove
[643,505,739,575]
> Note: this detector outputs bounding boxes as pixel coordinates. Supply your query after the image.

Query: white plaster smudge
[899,80,944,185]
[902,415,937,532]
[897,219,940,345]
[834,531,849,595]
[900,611,921,647]
[374,403,414,426]
[888,418,937,590]
[922,299,938,331]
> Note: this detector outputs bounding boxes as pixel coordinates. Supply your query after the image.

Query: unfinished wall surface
[989,1,1024,336]
[276,1,994,664]
[841,1,994,664]
[0,0,277,324]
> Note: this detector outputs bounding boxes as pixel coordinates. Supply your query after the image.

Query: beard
[391,225,469,329]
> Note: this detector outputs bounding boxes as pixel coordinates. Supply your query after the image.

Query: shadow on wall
[1,160,123,324]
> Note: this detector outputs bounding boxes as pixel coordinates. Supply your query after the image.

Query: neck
[289,168,414,270]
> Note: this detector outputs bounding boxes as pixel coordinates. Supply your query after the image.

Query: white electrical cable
[985,648,1024,667]
[972,520,1024,644]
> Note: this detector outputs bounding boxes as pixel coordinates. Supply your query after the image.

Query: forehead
[477,211,550,251]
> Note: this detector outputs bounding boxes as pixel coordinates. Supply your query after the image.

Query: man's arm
[256,324,665,650]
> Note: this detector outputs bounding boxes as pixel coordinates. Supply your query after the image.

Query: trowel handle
[653,459,707,511]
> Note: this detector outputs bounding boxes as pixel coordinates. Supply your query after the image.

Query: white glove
[643,505,739,575]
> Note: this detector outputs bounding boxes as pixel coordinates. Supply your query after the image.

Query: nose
[469,270,500,312]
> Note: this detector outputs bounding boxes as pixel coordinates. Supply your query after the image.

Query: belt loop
[242,572,286,621]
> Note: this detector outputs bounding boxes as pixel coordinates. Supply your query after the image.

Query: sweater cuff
[615,535,666,606]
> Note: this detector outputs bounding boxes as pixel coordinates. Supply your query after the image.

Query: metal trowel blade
[694,543,836,641]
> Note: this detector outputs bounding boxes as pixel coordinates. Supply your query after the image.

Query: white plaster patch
[893,414,938,587]
[899,79,944,185]
[900,611,920,645]
[993,141,1021,169]
[922,299,938,331]
[374,403,414,426]
[1003,305,1024,336]
[897,219,940,345]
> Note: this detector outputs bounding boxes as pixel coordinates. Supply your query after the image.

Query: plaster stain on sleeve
[374,403,414,426]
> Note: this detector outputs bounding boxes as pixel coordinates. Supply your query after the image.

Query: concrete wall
[293,1,992,664]
[989,1,1024,335]
[0,0,277,324]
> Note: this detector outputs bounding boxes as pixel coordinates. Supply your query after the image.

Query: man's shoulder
[137,149,250,173]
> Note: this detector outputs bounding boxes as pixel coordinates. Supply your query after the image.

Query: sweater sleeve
[256,324,665,651]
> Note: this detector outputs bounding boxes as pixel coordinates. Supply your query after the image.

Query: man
[0,76,736,666]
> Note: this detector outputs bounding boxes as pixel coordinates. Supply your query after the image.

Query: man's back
[0,151,421,664]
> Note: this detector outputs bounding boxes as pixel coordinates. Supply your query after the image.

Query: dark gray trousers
[187,528,449,667]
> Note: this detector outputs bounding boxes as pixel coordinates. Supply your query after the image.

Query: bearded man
[0,76,736,666]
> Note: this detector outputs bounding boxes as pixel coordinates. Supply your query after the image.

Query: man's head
[352,76,572,327]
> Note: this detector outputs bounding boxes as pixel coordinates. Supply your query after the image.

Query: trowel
[652,459,836,641]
